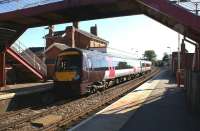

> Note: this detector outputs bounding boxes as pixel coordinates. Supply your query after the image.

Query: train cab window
[56,55,81,72]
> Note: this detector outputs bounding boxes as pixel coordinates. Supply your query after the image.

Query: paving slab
[120,70,200,131]
[31,114,62,127]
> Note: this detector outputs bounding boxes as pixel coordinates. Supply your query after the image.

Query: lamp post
[176,31,182,87]
[166,46,172,68]
[176,0,181,87]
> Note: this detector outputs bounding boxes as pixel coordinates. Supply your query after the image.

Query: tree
[144,50,157,61]
[162,52,169,62]
[162,52,170,66]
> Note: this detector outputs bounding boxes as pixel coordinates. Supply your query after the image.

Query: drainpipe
[183,37,199,71]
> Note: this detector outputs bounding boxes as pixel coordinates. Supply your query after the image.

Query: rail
[169,0,200,16]
[0,0,63,13]
[11,41,47,77]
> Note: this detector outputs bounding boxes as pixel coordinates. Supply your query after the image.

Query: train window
[115,58,133,69]
[90,55,107,70]
[99,57,108,70]
[96,57,102,69]
[91,57,98,70]
[126,60,132,69]
[88,59,92,69]
[118,62,127,69]
[112,61,118,69]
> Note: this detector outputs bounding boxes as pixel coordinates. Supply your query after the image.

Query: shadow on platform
[73,70,200,131]
[121,71,200,131]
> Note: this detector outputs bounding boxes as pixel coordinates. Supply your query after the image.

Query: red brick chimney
[73,21,79,29]
[45,25,54,49]
[49,25,54,36]
[90,24,97,36]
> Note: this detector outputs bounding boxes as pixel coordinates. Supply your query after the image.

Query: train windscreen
[56,53,81,72]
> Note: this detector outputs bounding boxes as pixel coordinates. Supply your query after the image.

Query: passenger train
[53,48,152,96]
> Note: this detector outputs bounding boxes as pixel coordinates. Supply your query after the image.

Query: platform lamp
[167,46,172,62]
[136,50,139,59]
[166,46,172,69]
[167,46,171,54]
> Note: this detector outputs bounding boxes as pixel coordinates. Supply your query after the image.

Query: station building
[6,24,109,83]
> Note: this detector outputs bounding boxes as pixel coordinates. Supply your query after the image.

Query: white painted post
[72,26,75,48]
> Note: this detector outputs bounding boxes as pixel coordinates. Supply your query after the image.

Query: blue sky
[18,14,195,60]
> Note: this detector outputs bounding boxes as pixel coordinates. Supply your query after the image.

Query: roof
[74,28,109,44]
[44,26,109,44]
[61,48,145,61]
[45,43,69,53]
[45,30,65,38]
[28,47,44,53]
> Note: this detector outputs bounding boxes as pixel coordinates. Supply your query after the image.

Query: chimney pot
[73,21,79,29]
[90,24,97,36]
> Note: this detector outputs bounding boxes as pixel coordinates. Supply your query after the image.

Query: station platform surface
[69,69,200,131]
[0,81,53,100]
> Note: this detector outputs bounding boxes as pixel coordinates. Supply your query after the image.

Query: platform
[0,81,53,100]
[0,81,54,113]
[69,69,200,131]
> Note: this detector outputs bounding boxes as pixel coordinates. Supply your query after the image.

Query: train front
[54,49,82,96]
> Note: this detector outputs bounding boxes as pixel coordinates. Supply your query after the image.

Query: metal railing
[0,0,199,15]
[11,41,47,77]
[0,0,63,13]
[169,0,200,16]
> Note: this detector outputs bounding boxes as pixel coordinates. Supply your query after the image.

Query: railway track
[0,99,73,131]
[0,68,160,131]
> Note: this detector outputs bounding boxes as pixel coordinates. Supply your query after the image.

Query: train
[53,48,152,96]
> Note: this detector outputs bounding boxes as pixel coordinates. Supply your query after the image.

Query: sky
[17,14,195,60]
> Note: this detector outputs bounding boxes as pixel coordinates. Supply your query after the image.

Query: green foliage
[162,52,169,62]
[154,60,163,67]
[144,50,157,61]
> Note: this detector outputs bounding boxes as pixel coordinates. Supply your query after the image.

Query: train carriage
[54,48,152,96]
